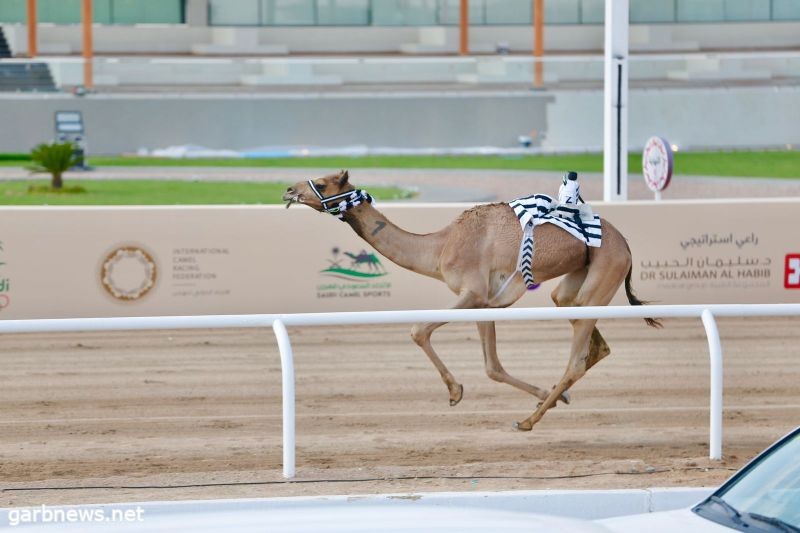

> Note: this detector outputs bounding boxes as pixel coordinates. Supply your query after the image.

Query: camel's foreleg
[410,289,486,406]
[411,320,462,406]
[476,321,570,404]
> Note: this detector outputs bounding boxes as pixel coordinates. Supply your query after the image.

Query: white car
[600,425,800,532]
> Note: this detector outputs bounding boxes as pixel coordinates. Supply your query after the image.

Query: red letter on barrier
[785,254,800,289]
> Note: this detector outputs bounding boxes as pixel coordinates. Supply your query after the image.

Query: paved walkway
[2,166,798,202]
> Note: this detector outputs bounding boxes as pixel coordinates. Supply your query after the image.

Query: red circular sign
[642,136,674,193]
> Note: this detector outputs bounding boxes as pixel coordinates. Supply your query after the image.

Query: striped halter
[307,179,373,220]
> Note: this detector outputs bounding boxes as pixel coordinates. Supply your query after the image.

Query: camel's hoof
[559,391,571,405]
[513,421,532,432]
[449,384,464,407]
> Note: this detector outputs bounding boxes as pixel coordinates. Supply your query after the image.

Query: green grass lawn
[0,180,412,206]
[2,149,798,178]
[80,150,800,179]
[0,153,30,163]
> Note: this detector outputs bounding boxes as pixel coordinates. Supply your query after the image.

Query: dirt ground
[2,316,798,507]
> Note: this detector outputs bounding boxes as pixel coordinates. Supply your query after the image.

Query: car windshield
[715,432,800,529]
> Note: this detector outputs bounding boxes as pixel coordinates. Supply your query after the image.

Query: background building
[0,0,798,155]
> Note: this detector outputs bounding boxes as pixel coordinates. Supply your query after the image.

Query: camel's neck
[341,203,444,279]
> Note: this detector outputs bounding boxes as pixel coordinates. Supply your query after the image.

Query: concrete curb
[1,487,714,521]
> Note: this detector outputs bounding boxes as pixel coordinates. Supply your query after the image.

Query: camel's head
[282,169,355,212]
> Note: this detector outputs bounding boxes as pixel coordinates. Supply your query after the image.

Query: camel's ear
[338,170,350,186]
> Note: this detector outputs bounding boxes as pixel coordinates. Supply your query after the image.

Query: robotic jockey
[557,170,595,233]
[558,171,584,205]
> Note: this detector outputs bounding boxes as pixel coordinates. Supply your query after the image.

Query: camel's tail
[624,242,663,328]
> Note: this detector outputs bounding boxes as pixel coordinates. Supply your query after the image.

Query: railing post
[459,0,469,55]
[82,0,94,89]
[27,0,38,57]
[272,319,296,479]
[533,0,544,87]
[701,309,723,460]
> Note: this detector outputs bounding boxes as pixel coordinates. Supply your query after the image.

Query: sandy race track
[2,316,799,507]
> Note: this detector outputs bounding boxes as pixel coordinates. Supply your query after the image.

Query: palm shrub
[28,141,78,190]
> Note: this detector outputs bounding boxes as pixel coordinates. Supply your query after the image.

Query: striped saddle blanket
[508,194,602,289]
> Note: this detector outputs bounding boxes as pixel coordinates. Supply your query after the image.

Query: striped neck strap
[307,179,373,220]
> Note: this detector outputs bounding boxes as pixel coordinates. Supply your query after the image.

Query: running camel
[283,170,660,431]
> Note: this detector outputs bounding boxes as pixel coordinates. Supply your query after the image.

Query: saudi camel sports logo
[321,247,388,280]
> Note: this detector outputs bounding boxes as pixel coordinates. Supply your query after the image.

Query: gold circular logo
[101,246,157,301]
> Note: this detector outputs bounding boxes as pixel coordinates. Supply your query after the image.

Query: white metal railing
[2,303,799,479]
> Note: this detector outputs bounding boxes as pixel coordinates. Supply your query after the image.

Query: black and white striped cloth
[329,190,373,219]
[508,194,602,288]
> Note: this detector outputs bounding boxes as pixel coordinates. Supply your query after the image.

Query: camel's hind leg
[551,268,612,375]
[411,289,486,406]
[514,257,627,431]
[477,321,571,404]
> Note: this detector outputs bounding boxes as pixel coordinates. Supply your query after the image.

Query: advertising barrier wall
[0,199,797,320]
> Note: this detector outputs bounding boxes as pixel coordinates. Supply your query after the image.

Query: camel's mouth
[282,193,301,209]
